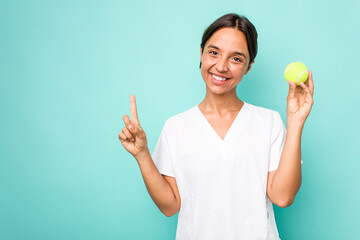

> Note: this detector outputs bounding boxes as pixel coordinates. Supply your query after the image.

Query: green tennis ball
[284,62,309,85]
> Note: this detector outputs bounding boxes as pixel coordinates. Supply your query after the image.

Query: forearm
[135,150,179,217]
[271,121,303,205]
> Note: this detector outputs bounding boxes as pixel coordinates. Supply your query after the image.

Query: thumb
[128,123,144,138]
[288,81,296,99]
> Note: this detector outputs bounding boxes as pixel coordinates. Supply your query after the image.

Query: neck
[198,87,243,114]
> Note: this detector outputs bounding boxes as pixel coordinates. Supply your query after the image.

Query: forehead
[205,27,249,55]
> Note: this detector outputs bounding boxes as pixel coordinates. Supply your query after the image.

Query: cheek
[232,63,248,75]
[201,55,216,68]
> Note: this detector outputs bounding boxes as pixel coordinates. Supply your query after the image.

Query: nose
[215,57,228,73]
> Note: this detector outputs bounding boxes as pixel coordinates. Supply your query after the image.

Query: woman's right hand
[118,94,149,159]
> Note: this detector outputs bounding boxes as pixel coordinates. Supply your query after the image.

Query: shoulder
[163,105,198,131]
[244,102,283,125]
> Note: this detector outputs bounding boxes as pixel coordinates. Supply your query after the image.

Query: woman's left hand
[286,70,314,126]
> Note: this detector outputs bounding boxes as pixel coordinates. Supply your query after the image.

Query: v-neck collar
[194,102,248,147]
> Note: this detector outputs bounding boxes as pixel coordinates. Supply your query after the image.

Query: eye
[233,57,243,63]
[209,50,218,55]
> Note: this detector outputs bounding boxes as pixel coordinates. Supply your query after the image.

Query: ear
[244,61,254,75]
[200,47,203,59]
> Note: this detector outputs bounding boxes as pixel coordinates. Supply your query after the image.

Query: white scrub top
[152,101,303,240]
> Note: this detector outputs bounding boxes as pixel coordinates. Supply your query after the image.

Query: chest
[168,109,272,191]
[202,113,239,140]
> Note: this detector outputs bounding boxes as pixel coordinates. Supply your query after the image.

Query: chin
[206,85,230,95]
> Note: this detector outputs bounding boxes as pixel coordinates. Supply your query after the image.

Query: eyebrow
[207,44,247,60]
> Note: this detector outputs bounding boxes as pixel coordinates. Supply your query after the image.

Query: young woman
[119,13,314,240]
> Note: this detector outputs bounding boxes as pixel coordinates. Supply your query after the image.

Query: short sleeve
[151,121,176,177]
[268,111,303,172]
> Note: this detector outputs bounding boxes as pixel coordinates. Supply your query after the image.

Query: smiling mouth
[211,73,230,81]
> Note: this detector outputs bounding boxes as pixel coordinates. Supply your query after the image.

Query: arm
[136,150,181,217]
[118,95,180,217]
[267,71,314,207]
[267,122,303,208]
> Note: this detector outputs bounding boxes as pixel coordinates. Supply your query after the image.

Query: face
[200,27,254,95]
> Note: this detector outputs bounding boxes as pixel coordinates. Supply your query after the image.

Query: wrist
[286,119,304,131]
[134,148,151,163]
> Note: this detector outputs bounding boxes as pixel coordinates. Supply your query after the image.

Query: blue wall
[1,0,359,239]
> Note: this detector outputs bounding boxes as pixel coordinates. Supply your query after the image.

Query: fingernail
[129,125,134,130]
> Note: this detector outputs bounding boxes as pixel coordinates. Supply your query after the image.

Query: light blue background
[1,0,359,239]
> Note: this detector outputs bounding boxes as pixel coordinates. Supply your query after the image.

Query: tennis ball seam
[296,70,308,85]
[284,62,296,74]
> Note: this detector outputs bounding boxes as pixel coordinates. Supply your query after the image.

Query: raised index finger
[130,94,139,124]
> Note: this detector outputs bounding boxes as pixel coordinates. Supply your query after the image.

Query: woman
[119,13,314,240]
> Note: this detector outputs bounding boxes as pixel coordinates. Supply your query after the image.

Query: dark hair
[199,13,258,68]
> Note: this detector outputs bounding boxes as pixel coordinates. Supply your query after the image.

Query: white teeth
[212,74,227,81]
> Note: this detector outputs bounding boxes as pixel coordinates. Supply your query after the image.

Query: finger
[123,115,133,128]
[123,114,139,135]
[308,70,314,95]
[119,132,127,141]
[295,84,302,95]
[300,81,312,97]
[130,94,139,125]
[288,81,296,98]
[304,75,310,88]
[122,127,134,141]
